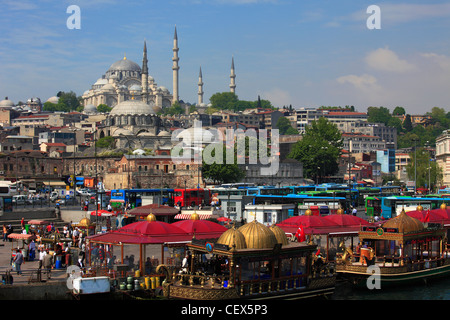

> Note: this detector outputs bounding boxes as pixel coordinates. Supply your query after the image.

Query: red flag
[423,209,430,223]
[295,224,305,242]
[315,248,321,256]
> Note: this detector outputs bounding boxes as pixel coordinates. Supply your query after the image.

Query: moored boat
[157,220,336,300]
[336,208,450,288]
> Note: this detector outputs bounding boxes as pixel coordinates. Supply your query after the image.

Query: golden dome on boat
[305,209,312,216]
[441,203,447,210]
[382,209,424,234]
[238,220,278,249]
[190,212,200,221]
[336,208,345,215]
[269,225,289,245]
[416,205,423,211]
[78,217,92,228]
[216,227,247,250]
[146,213,157,222]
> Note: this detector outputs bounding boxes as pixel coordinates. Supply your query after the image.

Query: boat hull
[163,276,336,300]
[337,262,450,288]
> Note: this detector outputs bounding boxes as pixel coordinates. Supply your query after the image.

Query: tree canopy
[209,92,273,112]
[43,91,82,112]
[276,116,298,135]
[201,144,245,184]
[288,117,342,183]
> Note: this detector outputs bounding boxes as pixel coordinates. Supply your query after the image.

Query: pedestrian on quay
[43,249,53,279]
[2,224,7,242]
[28,239,36,261]
[38,248,46,269]
[352,207,357,216]
[13,249,24,275]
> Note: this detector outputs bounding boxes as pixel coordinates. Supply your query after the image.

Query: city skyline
[1,1,450,114]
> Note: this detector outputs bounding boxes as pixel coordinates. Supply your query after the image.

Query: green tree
[58,91,81,111]
[406,147,443,191]
[202,145,245,184]
[276,116,298,135]
[367,106,392,126]
[96,136,115,149]
[209,92,239,110]
[97,104,112,113]
[288,117,342,183]
[392,106,406,116]
[163,101,185,116]
[403,114,413,132]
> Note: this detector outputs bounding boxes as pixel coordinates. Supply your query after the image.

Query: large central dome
[107,57,141,73]
[110,99,156,116]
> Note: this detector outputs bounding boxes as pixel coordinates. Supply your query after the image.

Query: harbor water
[333,277,450,300]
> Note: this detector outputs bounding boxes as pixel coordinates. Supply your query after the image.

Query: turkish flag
[423,209,430,223]
[295,224,306,242]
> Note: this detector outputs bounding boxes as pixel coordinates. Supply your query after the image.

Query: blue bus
[251,194,348,216]
[365,196,450,219]
[110,188,175,210]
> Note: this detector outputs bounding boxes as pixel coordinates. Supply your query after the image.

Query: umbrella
[27,220,49,225]
[277,215,339,229]
[90,209,114,217]
[8,233,34,240]
[323,214,371,227]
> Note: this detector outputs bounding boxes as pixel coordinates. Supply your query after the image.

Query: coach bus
[173,188,211,208]
[110,188,175,210]
[251,194,348,216]
[365,195,450,220]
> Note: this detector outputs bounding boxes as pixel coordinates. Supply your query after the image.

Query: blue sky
[1,0,450,114]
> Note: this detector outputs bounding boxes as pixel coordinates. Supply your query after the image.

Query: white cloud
[365,47,416,73]
[348,3,450,25]
[336,74,379,91]
[261,88,292,107]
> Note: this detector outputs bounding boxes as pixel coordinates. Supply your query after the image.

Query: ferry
[157,220,336,300]
[336,205,450,287]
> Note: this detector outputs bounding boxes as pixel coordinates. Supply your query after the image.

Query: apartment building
[436,129,450,187]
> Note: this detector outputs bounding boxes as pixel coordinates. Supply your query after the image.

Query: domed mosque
[81,32,177,111]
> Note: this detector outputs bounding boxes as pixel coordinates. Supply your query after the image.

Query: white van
[12,195,28,205]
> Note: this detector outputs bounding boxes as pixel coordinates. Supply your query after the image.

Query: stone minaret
[172,26,180,103]
[198,66,204,105]
[230,56,236,94]
[141,40,149,103]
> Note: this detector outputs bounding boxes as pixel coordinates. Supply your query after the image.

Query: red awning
[172,219,227,239]
[8,233,34,240]
[277,215,339,229]
[128,204,180,217]
[28,220,49,225]
[90,210,114,217]
[174,213,212,220]
[323,214,371,227]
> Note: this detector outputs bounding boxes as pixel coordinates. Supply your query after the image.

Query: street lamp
[412,137,419,195]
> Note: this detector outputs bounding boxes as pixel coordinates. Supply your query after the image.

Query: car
[12,195,28,205]
[77,189,95,196]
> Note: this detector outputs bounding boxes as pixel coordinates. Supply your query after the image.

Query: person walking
[13,249,24,275]
[38,248,46,269]
[28,239,36,261]
[43,249,53,279]
[2,224,7,242]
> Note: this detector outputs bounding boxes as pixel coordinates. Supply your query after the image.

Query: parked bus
[0,183,13,212]
[110,188,175,210]
[251,194,348,216]
[365,196,450,220]
[173,188,211,208]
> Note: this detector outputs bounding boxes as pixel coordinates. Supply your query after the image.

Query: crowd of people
[4,219,90,277]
